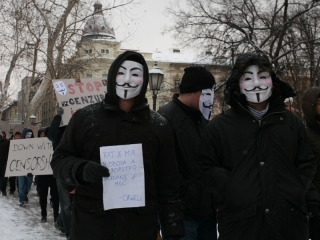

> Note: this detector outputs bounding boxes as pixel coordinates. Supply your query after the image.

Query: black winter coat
[158,94,214,220]
[197,98,316,240]
[51,99,184,239]
[0,136,10,165]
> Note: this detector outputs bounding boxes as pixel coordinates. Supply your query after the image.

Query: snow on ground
[0,184,65,240]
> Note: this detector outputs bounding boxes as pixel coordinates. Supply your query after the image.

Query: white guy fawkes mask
[116,60,144,99]
[199,88,214,120]
[239,65,273,103]
[25,132,32,138]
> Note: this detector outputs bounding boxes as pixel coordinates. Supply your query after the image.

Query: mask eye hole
[117,72,124,75]
[132,73,139,77]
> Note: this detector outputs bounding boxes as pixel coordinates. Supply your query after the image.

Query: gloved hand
[82,161,110,183]
[56,107,64,116]
[309,216,320,240]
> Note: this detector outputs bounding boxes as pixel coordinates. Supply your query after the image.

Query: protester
[284,97,295,113]
[17,128,35,207]
[196,52,316,240]
[46,107,71,239]
[301,87,320,240]
[2,131,7,139]
[158,65,217,239]
[36,128,60,223]
[0,129,10,196]
[51,51,184,240]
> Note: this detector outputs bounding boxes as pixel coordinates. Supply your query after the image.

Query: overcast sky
[114,0,185,53]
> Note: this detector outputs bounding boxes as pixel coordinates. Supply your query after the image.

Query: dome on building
[82,1,115,39]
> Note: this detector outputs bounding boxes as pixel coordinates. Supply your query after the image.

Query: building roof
[82,1,115,40]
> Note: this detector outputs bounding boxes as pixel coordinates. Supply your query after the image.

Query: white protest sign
[5,138,54,177]
[52,78,107,125]
[100,144,145,210]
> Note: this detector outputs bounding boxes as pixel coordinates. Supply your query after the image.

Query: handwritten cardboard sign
[100,144,145,210]
[52,78,107,125]
[5,138,54,177]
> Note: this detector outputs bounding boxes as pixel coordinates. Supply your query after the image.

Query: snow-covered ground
[0,184,65,240]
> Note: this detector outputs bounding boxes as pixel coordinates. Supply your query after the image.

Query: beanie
[179,65,216,93]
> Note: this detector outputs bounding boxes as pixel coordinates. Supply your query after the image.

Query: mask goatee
[124,90,128,99]
[256,93,260,102]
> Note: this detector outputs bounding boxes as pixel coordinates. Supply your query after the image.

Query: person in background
[284,97,295,113]
[158,65,217,240]
[17,128,35,207]
[46,107,71,239]
[301,87,320,240]
[0,129,10,196]
[5,131,22,195]
[2,131,7,139]
[196,52,316,240]
[36,128,60,223]
[51,51,184,240]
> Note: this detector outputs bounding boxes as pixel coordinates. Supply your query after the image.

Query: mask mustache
[116,82,139,88]
[244,86,268,92]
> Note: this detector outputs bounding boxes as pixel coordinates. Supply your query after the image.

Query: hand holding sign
[83,161,110,183]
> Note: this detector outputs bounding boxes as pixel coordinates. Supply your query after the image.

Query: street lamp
[223,34,235,67]
[29,114,36,126]
[149,62,164,111]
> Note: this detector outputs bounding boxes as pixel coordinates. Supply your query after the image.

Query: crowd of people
[0,109,72,240]
[1,50,320,240]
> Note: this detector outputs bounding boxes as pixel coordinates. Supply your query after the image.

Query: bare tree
[165,0,320,116]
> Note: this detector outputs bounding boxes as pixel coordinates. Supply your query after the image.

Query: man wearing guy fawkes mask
[51,51,184,240]
[196,52,316,240]
[158,65,217,240]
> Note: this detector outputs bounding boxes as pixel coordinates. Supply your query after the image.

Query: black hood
[302,87,320,131]
[224,52,296,108]
[21,128,34,139]
[105,51,149,108]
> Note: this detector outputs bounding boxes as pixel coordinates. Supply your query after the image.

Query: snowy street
[0,184,65,240]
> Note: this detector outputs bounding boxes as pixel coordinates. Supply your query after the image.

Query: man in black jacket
[51,51,184,240]
[158,65,217,239]
[197,52,316,240]
[302,87,320,240]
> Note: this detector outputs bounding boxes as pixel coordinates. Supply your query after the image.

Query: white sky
[114,0,185,53]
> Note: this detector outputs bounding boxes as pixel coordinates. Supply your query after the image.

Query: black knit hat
[179,65,216,93]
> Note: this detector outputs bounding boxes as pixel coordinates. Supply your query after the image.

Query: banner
[5,138,54,177]
[52,78,107,125]
[100,144,145,210]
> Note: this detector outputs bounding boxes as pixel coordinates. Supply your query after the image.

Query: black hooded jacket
[51,51,184,240]
[302,87,320,217]
[197,52,316,240]
[21,128,34,139]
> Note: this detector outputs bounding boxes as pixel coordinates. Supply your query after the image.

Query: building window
[86,49,92,54]
[86,74,93,78]
[175,78,180,88]
[102,74,108,78]
[105,49,109,54]
[101,49,105,53]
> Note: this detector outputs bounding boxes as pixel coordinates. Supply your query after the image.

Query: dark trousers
[37,175,59,218]
[1,177,16,193]
[0,163,6,192]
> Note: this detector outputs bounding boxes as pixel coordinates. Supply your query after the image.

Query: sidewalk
[0,184,66,240]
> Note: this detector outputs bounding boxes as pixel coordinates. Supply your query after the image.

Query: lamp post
[29,114,36,126]
[149,62,164,111]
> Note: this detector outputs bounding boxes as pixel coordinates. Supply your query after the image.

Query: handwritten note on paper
[100,144,145,210]
[5,138,54,177]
